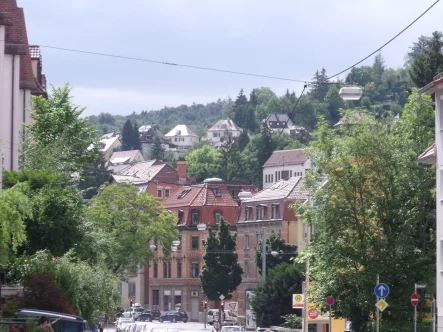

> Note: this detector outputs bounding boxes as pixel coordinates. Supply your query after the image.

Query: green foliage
[86,184,178,276]
[200,218,243,301]
[255,232,298,276]
[251,264,303,327]
[233,89,256,132]
[216,134,244,181]
[24,85,99,178]
[0,183,32,257]
[15,251,120,323]
[409,31,443,88]
[151,136,166,160]
[300,93,435,331]
[121,119,139,151]
[185,144,220,182]
[2,295,23,318]
[78,154,110,199]
[238,130,250,151]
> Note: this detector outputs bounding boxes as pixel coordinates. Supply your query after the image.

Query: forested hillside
[86,53,414,137]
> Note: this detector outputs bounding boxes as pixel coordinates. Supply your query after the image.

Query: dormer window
[245,207,251,221]
[178,189,192,199]
[178,210,184,224]
[212,188,222,197]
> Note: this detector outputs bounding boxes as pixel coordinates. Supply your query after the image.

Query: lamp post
[418,72,443,332]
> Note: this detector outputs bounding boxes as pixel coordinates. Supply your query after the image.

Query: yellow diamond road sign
[376,299,388,312]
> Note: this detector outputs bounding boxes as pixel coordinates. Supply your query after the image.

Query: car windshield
[135,308,144,312]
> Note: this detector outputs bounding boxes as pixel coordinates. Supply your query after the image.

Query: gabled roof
[334,112,364,127]
[99,136,120,152]
[165,125,198,137]
[242,177,308,203]
[418,142,436,165]
[108,150,143,165]
[265,113,291,123]
[263,149,308,168]
[110,163,165,185]
[162,183,239,209]
[208,119,243,132]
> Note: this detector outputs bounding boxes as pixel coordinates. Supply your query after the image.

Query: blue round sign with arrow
[374,283,390,298]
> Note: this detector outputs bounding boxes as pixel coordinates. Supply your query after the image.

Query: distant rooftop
[263,149,308,168]
[165,125,198,137]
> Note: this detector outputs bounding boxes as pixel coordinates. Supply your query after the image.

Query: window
[163,262,171,278]
[191,236,199,249]
[177,235,182,250]
[215,211,222,224]
[213,132,218,137]
[174,138,177,142]
[128,283,136,298]
[152,290,160,305]
[178,210,184,224]
[165,188,171,198]
[245,208,251,221]
[177,260,182,278]
[275,171,277,181]
[271,174,273,182]
[191,262,199,278]
[244,233,249,250]
[290,170,293,177]
[256,206,265,220]
[244,260,250,278]
[157,189,162,198]
[256,232,260,245]
[212,188,222,197]
[271,204,278,219]
[153,262,158,278]
[191,210,200,224]
[165,166,171,173]
[178,189,191,199]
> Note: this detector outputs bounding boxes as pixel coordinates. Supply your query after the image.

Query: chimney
[177,161,187,183]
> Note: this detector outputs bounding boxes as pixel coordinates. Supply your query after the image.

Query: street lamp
[339,86,363,100]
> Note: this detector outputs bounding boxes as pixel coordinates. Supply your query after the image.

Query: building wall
[167,136,199,150]
[0,26,5,188]
[120,269,145,309]
[103,139,121,161]
[207,129,242,147]
[263,161,311,189]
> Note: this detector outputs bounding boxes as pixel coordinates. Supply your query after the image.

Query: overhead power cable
[38,45,308,83]
[326,0,440,80]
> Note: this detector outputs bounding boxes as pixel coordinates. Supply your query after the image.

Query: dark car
[16,309,87,332]
[137,309,161,322]
[159,310,188,323]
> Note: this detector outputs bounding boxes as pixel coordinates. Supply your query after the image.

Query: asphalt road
[105,321,215,332]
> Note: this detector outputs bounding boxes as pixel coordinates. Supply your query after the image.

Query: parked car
[159,310,188,323]
[16,309,88,332]
[208,310,239,325]
[256,328,278,332]
[131,307,144,320]
[138,309,161,322]
[116,318,134,332]
[221,326,243,331]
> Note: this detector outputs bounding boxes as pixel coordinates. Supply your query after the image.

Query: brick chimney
[177,161,187,183]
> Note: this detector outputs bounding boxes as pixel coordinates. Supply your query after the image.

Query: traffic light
[220,301,224,311]
[204,300,208,309]
[130,299,133,307]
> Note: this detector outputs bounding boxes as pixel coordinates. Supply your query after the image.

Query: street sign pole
[376,275,379,332]
[414,285,417,332]
[329,305,332,332]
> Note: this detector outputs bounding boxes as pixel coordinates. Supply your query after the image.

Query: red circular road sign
[308,308,319,319]
[326,296,335,306]
[411,293,419,306]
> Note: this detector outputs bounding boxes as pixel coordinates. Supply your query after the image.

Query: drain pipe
[10,54,15,170]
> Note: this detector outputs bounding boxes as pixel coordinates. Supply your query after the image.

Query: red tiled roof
[162,183,239,209]
[242,177,308,203]
[263,149,308,168]
[17,8,37,91]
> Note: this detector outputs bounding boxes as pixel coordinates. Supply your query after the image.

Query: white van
[207,310,239,325]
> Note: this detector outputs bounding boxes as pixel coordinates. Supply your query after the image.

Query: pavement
[105,321,216,331]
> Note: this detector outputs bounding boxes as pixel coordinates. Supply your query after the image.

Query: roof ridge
[188,185,204,206]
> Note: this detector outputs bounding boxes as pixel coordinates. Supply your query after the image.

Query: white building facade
[206,119,243,148]
[262,149,311,189]
[164,125,199,152]
[0,3,47,188]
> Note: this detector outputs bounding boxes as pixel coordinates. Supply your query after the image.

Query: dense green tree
[238,130,250,151]
[151,136,166,160]
[325,85,346,125]
[251,264,303,327]
[233,89,255,132]
[132,121,142,150]
[78,154,110,199]
[372,53,385,84]
[86,184,178,276]
[24,85,99,178]
[185,145,220,182]
[200,218,243,303]
[300,93,434,331]
[310,68,329,101]
[409,31,443,89]
[255,232,298,276]
[121,119,136,151]
[345,66,373,86]
[217,134,244,181]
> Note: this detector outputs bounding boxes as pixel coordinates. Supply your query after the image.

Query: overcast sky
[18,0,442,116]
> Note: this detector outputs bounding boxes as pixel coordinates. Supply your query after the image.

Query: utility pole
[303,222,311,332]
[418,73,443,332]
[376,275,379,332]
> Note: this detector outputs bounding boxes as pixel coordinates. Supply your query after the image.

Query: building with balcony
[164,125,199,153]
[0,1,47,188]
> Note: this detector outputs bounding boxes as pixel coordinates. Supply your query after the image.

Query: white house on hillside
[164,125,199,152]
[206,119,243,148]
[262,149,311,189]
[99,133,121,161]
[264,113,293,132]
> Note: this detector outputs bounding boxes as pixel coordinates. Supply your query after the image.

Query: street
[105,322,215,332]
